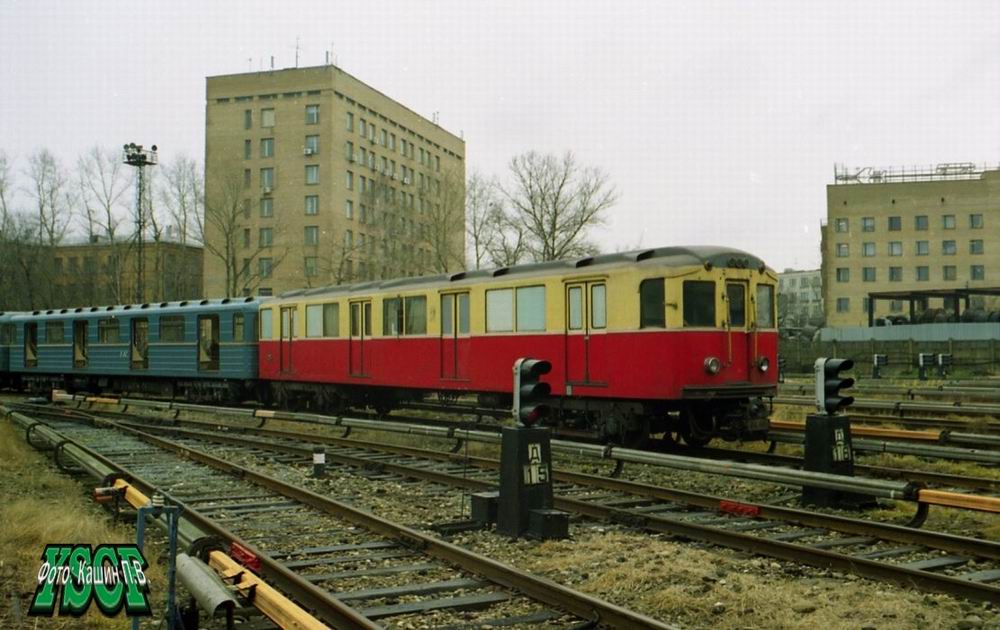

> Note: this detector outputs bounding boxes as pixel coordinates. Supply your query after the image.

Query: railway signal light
[918,352,935,381]
[513,358,551,427]
[937,353,952,378]
[872,354,888,379]
[814,357,854,415]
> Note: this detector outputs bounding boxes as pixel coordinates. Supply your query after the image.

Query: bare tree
[465,172,501,270]
[424,168,465,273]
[25,149,72,247]
[485,203,526,267]
[499,151,617,261]
[159,155,202,245]
[76,146,133,303]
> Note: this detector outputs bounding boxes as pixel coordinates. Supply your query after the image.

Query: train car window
[383,298,403,335]
[198,315,220,371]
[73,321,88,368]
[307,303,340,337]
[350,303,360,337]
[404,296,427,335]
[726,283,746,327]
[441,295,454,335]
[306,305,323,337]
[364,302,372,336]
[639,278,665,328]
[458,293,470,334]
[46,321,65,344]
[24,323,38,367]
[1,323,14,345]
[683,281,716,327]
[756,284,775,328]
[280,308,295,339]
[324,304,339,337]
[233,313,245,342]
[516,286,546,332]
[486,289,514,332]
[260,309,273,340]
[568,286,583,330]
[160,315,186,342]
[98,319,120,344]
[591,284,607,329]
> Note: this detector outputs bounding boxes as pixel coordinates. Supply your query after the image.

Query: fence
[779,337,1000,376]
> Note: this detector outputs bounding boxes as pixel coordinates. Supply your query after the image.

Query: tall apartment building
[822,163,1000,326]
[777,269,823,327]
[204,65,466,298]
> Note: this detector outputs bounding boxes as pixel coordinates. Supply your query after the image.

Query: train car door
[198,315,220,371]
[24,323,38,368]
[440,292,470,380]
[725,280,750,378]
[130,318,148,370]
[73,321,88,368]
[279,307,295,373]
[349,300,371,376]
[564,281,608,386]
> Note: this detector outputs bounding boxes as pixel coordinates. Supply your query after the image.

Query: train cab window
[591,284,606,329]
[260,309,273,340]
[515,286,545,332]
[24,323,38,367]
[46,321,65,344]
[160,316,185,342]
[640,278,665,328]
[756,284,775,328]
[567,286,583,330]
[98,319,120,343]
[233,313,245,342]
[383,298,403,335]
[198,315,220,371]
[486,289,514,332]
[726,283,746,327]
[683,281,716,327]
[73,321,88,368]
[131,319,149,370]
[306,303,339,337]
[404,296,427,335]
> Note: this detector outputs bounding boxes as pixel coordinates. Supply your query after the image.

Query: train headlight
[703,357,722,375]
[757,357,770,372]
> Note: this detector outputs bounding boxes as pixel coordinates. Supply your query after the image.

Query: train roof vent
[635,249,656,262]
[493,267,510,277]
[59,308,69,314]
[449,271,467,282]
[221,298,231,304]
[159,302,169,308]
[179,301,189,307]
[46,310,54,314]
[199,299,210,306]
[106,305,115,311]
[123,305,132,310]
[574,256,595,268]
[74,307,83,313]
[140,303,150,309]
[90,307,99,312]
[32,310,40,315]
[244,297,255,303]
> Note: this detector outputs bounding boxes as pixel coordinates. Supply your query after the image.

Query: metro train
[0,245,779,445]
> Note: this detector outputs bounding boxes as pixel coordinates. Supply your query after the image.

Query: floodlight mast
[123,143,158,303]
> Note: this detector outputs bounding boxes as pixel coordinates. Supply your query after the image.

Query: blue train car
[9,298,262,401]
[0,312,19,389]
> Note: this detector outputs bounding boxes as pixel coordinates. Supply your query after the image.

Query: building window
[243,169,251,188]
[888,216,901,231]
[862,242,875,257]
[970,239,984,255]
[305,195,319,215]
[970,213,983,229]
[890,300,903,313]
[346,171,353,190]
[359,118,367,137]
[261,108,275,128]
[835,268,849,282]
[242,228,250,248]
[359,204,367,224]
[862,267,876,282]
[916,266,929,281]
[888,241,902,256]
[942,240,956,255]
[380,129,388,146]
[346,111,353,131]
[243,109,252,129]
[259,228,273,248]
[889,266,902,282]
[260,167,274,190]
[915,215,928,231]
[943,265,957,281]
[260,137,274,158]
[862,297,871,313]
[943,214,955,229]
[916,240,929,256]
[305,104,319,124]
[345,141,354,161]
[971,265,985,281]
[304,135,319,155]
[242,198,250,218]
[304,226,319,246]
[435,155,441,172]
[344,230,353,248]
[259,258,273,279]
[304,256,318,277]
[244,139,252,159]
[345,199,353,219]
[260,198,273,218]
[836,243,849,257]
[305,165,319,185]
[389,133,396,151]
[861,217,874,232]
[836,297,849,313]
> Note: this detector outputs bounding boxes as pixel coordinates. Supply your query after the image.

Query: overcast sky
[2,0,998,270]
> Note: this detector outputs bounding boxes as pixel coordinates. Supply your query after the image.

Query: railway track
[6,406,669,629]
[16,401,1000,604]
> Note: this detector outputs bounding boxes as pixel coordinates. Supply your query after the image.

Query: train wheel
[618,416,650,449]
[680,405,714,448]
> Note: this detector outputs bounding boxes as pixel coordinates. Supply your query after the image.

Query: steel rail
[94,414,1000,604]
[767,430,1000,466]
[769,420,1000,449]
[775,395,1000,418]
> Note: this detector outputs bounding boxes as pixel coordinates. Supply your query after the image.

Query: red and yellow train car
[258,246,778,445]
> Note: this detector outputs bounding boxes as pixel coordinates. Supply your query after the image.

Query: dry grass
[0,417,164,628]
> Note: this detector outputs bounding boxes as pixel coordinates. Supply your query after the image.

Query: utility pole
[123,143,158,303]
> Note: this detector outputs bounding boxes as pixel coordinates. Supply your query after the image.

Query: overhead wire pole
[123,143,158,303]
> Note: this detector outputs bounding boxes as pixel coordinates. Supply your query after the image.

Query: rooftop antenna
[295,36,300,68]
[432,111,440,125]
[247,57,252,72]
[270,55,274,70]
